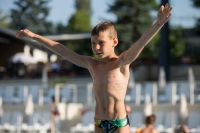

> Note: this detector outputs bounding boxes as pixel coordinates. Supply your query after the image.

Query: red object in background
[52,110,60,116]
[81,109,88,116]
[181,57,192,64]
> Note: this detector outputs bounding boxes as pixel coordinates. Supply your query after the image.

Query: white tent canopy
[10,52,36,64]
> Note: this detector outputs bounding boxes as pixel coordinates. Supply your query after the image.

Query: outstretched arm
[16,29,91,68]
[121,3,172,65]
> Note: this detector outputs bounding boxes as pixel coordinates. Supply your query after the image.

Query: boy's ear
[113,37,118,47]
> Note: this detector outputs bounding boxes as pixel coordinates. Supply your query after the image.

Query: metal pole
[159,0,170,81]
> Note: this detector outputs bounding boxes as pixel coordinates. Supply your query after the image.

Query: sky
[0,0,200,28]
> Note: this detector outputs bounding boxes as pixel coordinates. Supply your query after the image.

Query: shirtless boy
[16,3,172,133]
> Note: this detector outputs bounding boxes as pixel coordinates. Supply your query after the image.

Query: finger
[165,4,171,13]
[16,30,24,38]
[166,4,172,11]
[16,31,20,38]
[159,5,164,12]
[166,7,172,15]
[166,13,171,19]
[165,3,169,9]
[165,3,169,7]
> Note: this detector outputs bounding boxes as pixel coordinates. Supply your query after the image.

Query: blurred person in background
[175,125,190,133]
[141,114,159,133]
[136,114,159,133]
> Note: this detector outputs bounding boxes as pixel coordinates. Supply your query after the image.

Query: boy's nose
[94,44,100,50]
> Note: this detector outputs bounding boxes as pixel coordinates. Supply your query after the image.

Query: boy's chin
[94,55,102,59]
[96,54,103,58]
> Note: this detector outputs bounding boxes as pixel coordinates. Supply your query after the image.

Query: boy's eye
[99,42,104,45]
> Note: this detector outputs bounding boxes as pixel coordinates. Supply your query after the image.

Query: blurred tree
[187,0,200,64]
[67,10,91,33]
[138,26,186,62]
[169,26,186,64]
[55,22,67,34]
[191,0,200,33]
[9,0,55,34]
[0,9,10,27]
[75,0,91,14]
[55,0,91,34]
[63,0,92,59]
[67,0,91,33]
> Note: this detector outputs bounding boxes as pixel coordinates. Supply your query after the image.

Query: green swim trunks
[94,115,130,133]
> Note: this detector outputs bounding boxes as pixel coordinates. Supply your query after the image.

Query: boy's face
[91,31,118,59]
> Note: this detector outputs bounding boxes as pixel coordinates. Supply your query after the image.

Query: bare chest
[89,62,129,90]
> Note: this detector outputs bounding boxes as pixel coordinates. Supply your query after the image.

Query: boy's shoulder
[153,129,159,133]
[84,56,100,64]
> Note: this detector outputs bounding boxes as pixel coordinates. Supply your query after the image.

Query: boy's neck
[99,54,118,63]
[146,125,154,129]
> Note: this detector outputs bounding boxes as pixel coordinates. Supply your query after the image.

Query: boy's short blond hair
[91,22,117,39]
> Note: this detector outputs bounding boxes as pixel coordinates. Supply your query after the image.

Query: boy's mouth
[96,52,103,56]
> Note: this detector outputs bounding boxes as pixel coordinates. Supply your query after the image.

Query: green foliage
[67,0,91,33]
[55,22,67,34]
[9,0,55,34]
[137,26,186,62]
[169,26,186,58]
[0,9,10,27]
[195,18,200,33]
[67,10,91,33]
[191,0,200,33]
[63,39,92,56]
[75,0,91,14]
[139,34,160,59]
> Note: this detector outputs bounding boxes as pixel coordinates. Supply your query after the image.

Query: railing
[0,81,200,105]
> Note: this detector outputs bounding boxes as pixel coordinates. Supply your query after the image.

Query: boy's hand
[16,29,34,38]
[157,3,172,25]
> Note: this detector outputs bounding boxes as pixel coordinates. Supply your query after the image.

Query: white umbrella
[128,68,135,89]
[180,94,188,124]
[25,94,34,115]
[0,97,3,117]
[158,66,166,89]
[10,52,36,64]
[144,94,152,117]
